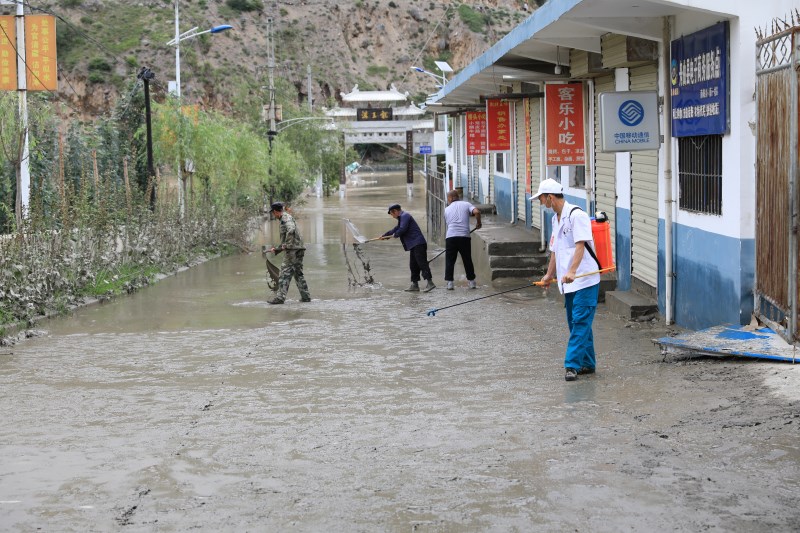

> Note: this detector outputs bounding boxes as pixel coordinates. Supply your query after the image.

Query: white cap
[531,178,563,199]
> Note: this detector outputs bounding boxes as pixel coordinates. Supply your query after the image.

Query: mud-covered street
[1,174,799,532]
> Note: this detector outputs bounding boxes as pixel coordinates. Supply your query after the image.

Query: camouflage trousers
[274,250,311,302]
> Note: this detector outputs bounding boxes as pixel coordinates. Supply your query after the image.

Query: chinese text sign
[0,16,16,91]
[545,83,585,165]
[465,111,486,156]
[25,15,57,91]
[486,99,511,152]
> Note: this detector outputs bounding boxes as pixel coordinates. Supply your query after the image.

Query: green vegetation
[83,265,161,297]
[225,0,262,13]
[458,4,490,33]
[366,64,389,77]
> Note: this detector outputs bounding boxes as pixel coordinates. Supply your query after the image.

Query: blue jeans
[563,283,599,370]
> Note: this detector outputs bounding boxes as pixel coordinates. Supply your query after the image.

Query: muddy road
[1,174,798,532]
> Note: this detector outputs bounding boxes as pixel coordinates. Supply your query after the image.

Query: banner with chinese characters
[545,83,585,165]
[670,21,729,137]
[356,108,393,121]
[25,15,57,91]
[465,110,487,155]
[486,99,511,152]
[0,16,16,91]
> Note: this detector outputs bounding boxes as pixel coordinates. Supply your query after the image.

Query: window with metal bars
[678,135,722,215]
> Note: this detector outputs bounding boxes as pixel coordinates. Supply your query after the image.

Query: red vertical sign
[545,83,585,165]
[486,99,511,152]
[465,111,487,156]
[524,99,531,194]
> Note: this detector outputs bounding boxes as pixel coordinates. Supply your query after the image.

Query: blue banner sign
[670,21,729,137]
[419,145,432,154]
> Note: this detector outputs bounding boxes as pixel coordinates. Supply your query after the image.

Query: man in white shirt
[532,178,601,382]
[443,190,482,289]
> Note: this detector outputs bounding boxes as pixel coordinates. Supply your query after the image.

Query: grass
[82,264,161,298]
[458,4,489,33]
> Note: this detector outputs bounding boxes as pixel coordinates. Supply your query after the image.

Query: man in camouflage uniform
[267,202,311,304]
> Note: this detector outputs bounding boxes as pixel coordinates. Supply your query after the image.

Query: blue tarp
[655,324,799,363]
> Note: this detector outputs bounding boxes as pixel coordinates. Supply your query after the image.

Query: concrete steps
[471,219,549,281]
[605,290,658,320]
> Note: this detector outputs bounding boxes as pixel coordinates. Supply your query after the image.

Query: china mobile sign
[670,21,729,137]
[545,83,585,165]
[598,91,660,152]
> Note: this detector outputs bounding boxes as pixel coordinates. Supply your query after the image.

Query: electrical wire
[400,4,453,87]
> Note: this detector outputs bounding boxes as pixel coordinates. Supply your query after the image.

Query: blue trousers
[563,283,599,370]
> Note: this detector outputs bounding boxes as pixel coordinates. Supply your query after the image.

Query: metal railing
[426,167,446,246]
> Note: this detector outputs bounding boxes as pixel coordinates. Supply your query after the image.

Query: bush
[88,57,112,72]
[458,4,489,33]
[225,0,261,12]
[366,65,389,76]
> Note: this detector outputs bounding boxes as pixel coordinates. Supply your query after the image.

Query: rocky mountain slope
[35,0,535,117]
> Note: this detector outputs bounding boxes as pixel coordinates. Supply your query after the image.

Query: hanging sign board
[486,99,511,152]
[25,15,57,91]
[545,83,585,165]
[599,91,660,152]
[356,108,393,121]
[0,16,16,91]
[466,110,487,155]
[670,21,729,137]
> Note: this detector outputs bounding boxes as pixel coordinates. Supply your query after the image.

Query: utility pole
[266,18,277,209]
[14,1,30,226]
[138,67,156,210]
[306,64,312,112]
[266,19,277,149]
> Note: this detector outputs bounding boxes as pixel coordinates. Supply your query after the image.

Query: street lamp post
[166,1,232,218]
[166,2,232,98]
[410,62,452,194]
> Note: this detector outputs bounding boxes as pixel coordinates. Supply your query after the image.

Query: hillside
[31,0,535,118]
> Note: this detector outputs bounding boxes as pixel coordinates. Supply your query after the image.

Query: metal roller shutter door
[516,100,527,221]
[530,98,542,229]
[594,74,617,262]
[629,64,659,287]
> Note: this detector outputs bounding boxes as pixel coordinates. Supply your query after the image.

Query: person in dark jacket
[378,204,435,292]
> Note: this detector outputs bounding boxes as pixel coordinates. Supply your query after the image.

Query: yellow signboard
[0,16,17,91]
[25,14,57,91]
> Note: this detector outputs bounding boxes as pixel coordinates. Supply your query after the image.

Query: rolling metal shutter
[516,99,527,221]
[594,75,617,262]
[629,64,659,287]
[530,98,542,229]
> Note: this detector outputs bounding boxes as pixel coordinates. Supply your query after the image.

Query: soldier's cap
[270,202,284,212]
[387,203,401,214]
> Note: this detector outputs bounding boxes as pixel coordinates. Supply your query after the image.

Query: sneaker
[578,367,595,375]
[301,297,312,302]
[468,280,477,289]
[404,282,420,292]
[446,281,454,290]
[422,280,436,292]
[565,368,578,381]
[267,297,285,305]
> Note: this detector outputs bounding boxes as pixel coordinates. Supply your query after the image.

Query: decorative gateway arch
[755,18,800,342]
[326,84,434,199]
